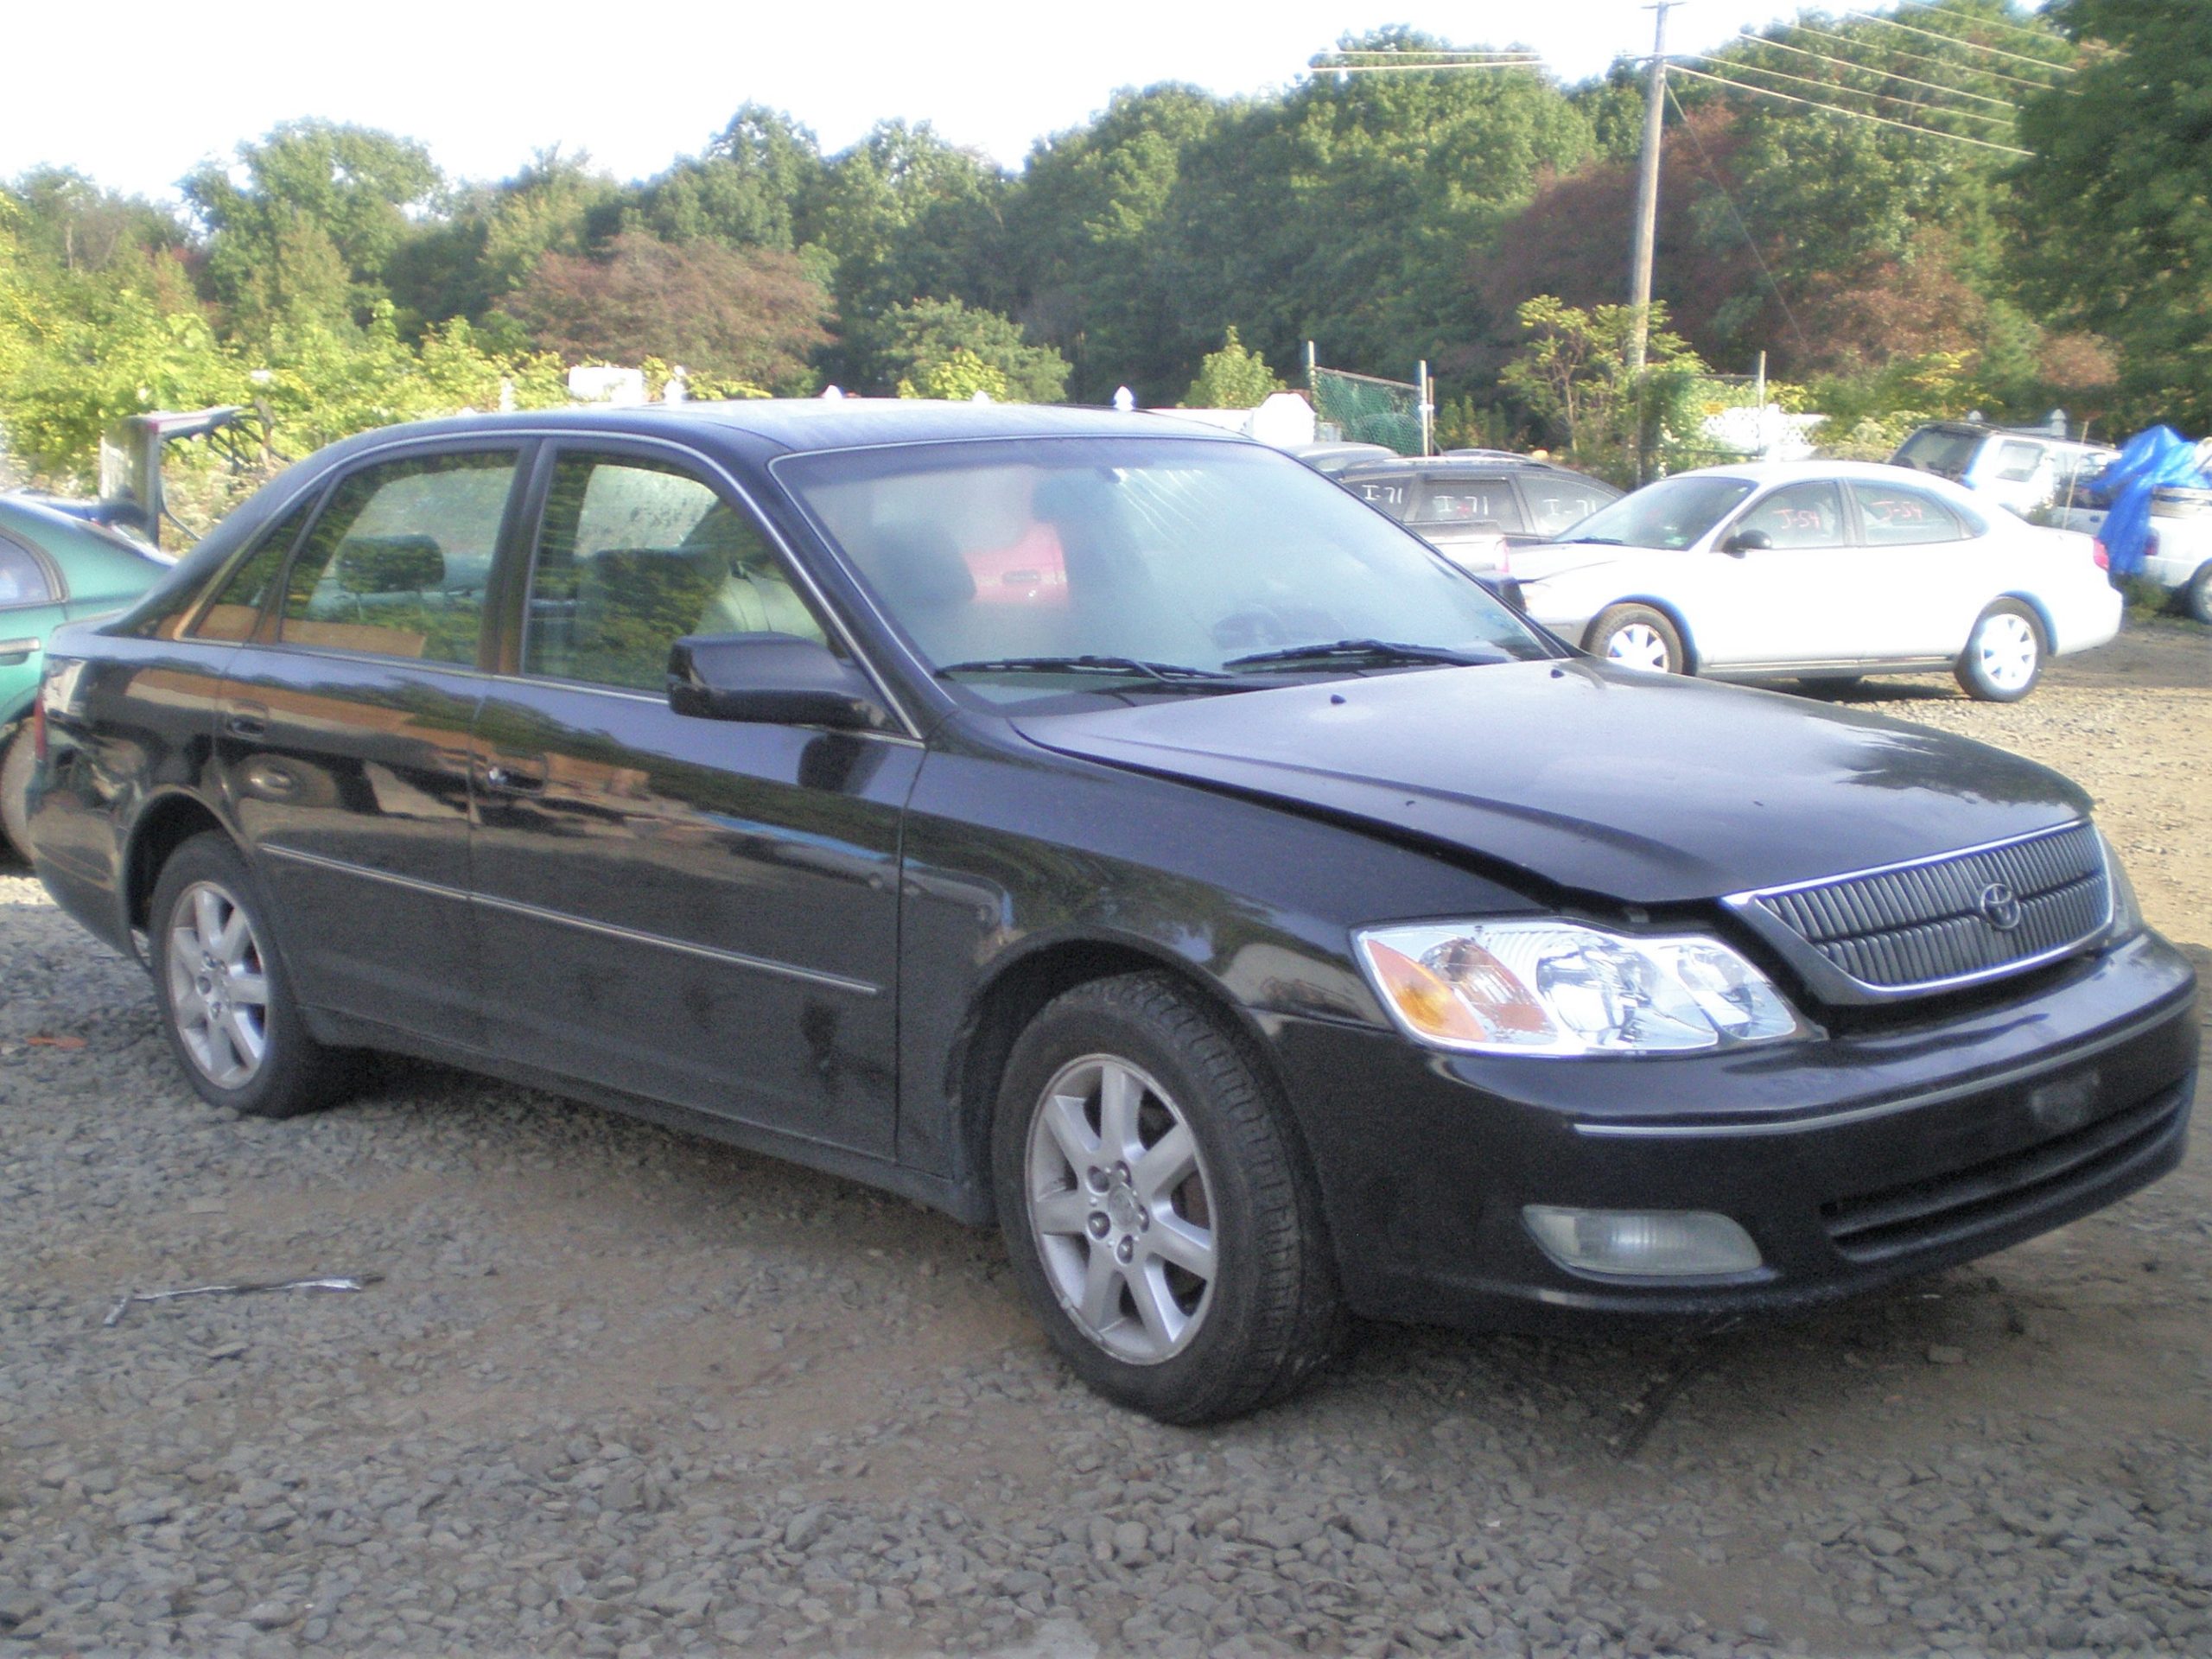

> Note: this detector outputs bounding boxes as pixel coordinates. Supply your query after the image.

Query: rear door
[215,442,521,1046]
[1845,478,1987,657]
[467,441,918,1156]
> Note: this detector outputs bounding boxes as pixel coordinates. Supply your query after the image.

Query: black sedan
[24,403,2196,1423]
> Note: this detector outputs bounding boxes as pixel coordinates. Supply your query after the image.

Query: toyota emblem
[1979,881,2024,932]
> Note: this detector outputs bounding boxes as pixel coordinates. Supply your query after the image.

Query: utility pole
[1627,1,1678,377]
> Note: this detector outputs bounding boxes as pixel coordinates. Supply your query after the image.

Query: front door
[216,445,519,1046]
[469,445,918,1158]
[1690,480,1863,667]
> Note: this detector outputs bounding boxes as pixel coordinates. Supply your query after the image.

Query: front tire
[0,727,33,864]
[1586,604,1688,675]
[991,972,1344,1423]
[1955,601,2045,702]
[149,832,353,1118]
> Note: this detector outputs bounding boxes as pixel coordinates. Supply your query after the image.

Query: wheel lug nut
[1086,1166,1107,1191]
[1087,1214,1110,1240]
[1114,1162,1131,1183]
[1116,1237,1135,1263]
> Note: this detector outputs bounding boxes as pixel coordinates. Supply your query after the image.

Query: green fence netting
[1309,366,1424,455]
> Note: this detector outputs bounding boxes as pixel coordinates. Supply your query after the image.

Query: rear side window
[1412,478,1525,533]
[1345,474,1411,519]
[1522,477,1618,538]
[0,539,54,607]
[277,451,517,664]
[184,496,318,642]
[1992,441,2045,484]
[524,452,825,692]
[1850,481,1968,546]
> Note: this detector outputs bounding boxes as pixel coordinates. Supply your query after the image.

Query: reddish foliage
[502,233,830,387]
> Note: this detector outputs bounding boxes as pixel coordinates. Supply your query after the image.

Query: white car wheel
[1955,602,2044,702]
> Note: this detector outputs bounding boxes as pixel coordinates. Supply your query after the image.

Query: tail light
[2092,538,2108,570]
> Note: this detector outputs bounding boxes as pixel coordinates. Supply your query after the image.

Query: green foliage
[1499,296,1706,485]
[2016,0,2212,428]
[896,349,1011,402]
[849,297,1069,403]
[1181,328,1283,408]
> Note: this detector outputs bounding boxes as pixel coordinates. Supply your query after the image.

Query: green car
[0,495,173,861]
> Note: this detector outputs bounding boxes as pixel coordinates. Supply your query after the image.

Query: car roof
[1338,454,1582,477]
[307,399,1237,461]
[1658,460,1980,486]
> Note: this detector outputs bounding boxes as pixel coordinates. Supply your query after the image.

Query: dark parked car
[1336,454,1621,573]
[26,404,2196,1423]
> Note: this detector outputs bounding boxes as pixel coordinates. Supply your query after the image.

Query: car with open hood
[22,404,2196,1422]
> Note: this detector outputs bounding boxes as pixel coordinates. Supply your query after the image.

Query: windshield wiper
[1223,639,1503,671]
[937,654,1232,683]
[1558,535,1625,545]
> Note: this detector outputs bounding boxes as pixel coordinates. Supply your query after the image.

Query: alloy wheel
[1024,1054,1218,1364]
[165,880,271,1089]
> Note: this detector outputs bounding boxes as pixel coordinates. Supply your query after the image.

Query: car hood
[1011,660,2090,906]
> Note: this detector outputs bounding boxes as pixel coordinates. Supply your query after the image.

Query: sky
[1,2,1987,202]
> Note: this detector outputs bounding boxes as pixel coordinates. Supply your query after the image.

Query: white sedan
[1509,462,2121,702]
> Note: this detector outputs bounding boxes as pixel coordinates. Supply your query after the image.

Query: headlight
[1355,918,1809,1057]
[2096,828,2145,943]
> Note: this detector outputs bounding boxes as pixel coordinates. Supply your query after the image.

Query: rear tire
[991,971,1345,1423]
[149,832,355,1118]
[1586,604,1688,675]
[1954,601,2045,702]
[0,727,33,865]
[2185,563,2212,626]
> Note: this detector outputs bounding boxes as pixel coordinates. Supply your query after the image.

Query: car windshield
[775,438,1551,706]
[1554,476,1756,550]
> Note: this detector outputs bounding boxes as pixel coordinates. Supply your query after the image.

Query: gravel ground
[2,624,2208,1659]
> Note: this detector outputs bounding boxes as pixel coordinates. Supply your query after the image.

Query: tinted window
[524,453,825,693]
[1738,481,1847,550]
[1893,428,1980,480]
[278,452,515,664]
[1849,481,1968,546]
[1522,476,1619,538]
[0,539,54,607]
[185,496,317,642]
[1345,474,1412,519]
[1412,477,1525,533]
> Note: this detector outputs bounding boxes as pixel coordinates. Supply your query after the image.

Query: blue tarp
[2089,426,2212,575]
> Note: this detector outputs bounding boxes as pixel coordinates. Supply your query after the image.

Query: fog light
[1522,1206,1762,1278]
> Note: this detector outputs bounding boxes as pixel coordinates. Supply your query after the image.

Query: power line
[1730,30,2022,111]
[1790,19,2069,95]
[1670,65,2035,156]
[1791,20,2073,96]
[1662,83,1810,358]
[1686,52,2018,129]
[1892,0,2073,54]
[1844,10,2074,75]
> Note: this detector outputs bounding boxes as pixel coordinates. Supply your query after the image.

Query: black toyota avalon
[24,403,2196,1423]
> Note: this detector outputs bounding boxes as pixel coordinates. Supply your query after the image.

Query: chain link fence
[1309,365,1426,455]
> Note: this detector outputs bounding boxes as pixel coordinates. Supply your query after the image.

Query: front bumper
[1274,930,2196,1331]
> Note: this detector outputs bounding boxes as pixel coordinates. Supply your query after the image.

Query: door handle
[0,637,37,665]
[224,706,270,740]
[480,758,547,794]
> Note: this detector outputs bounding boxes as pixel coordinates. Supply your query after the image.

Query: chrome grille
[1729,823,2110,1001]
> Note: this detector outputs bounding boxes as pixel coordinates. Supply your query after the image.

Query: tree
[897,349,1010,402]
[2016,0,2212,425]
[620,105,828,252]
[182,121,442,334]
[1499,296,1705,484]
[845,297,1069,403]
[500,233,830,391]
[1182,328,1282,407]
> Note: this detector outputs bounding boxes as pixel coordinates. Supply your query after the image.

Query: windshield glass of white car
[1557,476,1755,550]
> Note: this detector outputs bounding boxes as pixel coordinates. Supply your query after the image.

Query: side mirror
[667,632,892,730]
[1719,529,1772,556]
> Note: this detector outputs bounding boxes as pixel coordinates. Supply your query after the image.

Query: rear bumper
[1274,930,2197,1331]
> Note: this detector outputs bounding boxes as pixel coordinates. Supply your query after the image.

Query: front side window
[1736,481,1847,550]
[1413,478,1525,533]
[777,438,1548,708]
[1850,481,1968,546]
[279,451,516,664]
[524,453,826,693]
[0,539,54,607]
